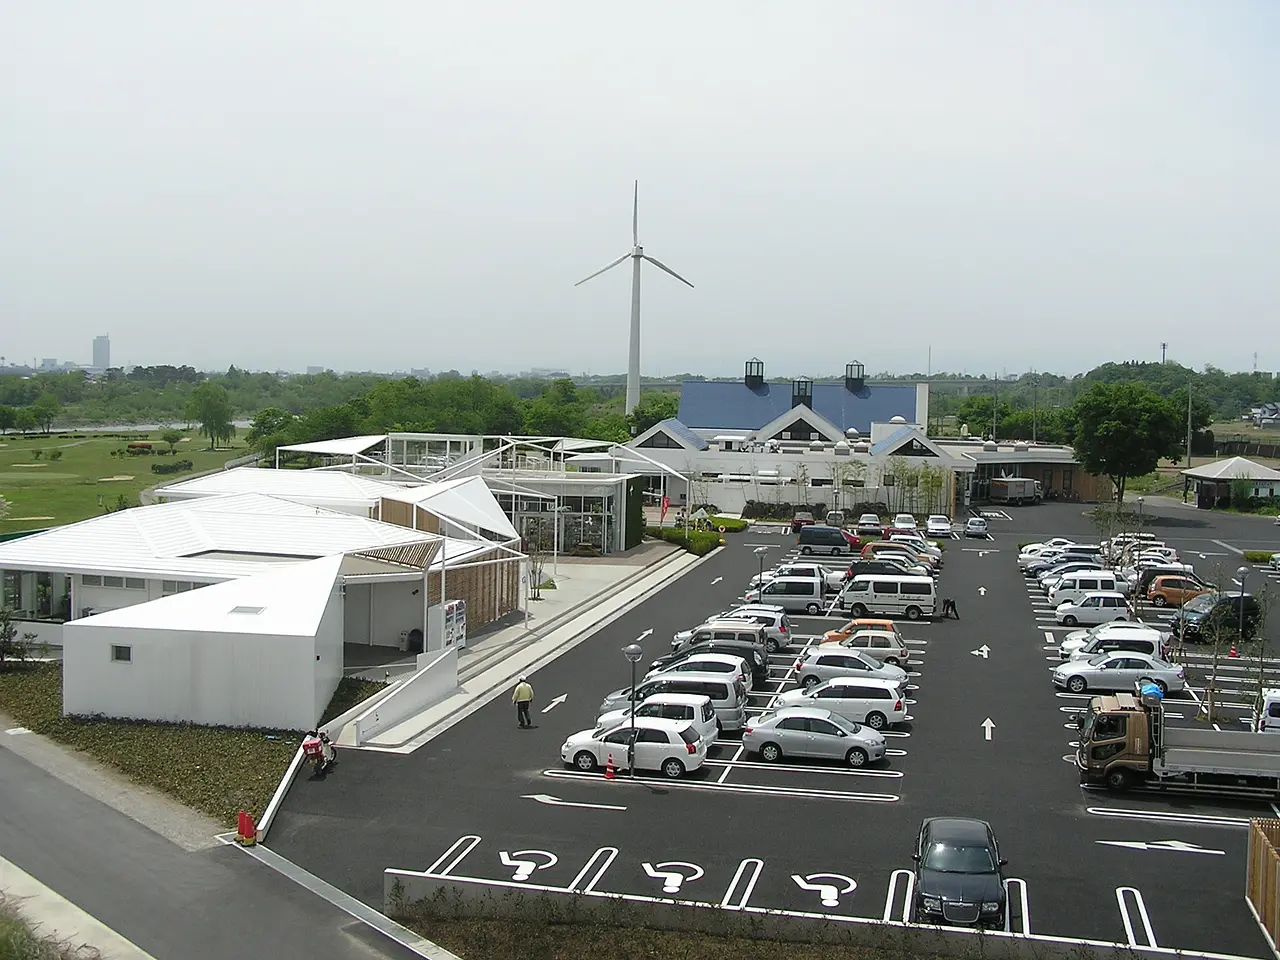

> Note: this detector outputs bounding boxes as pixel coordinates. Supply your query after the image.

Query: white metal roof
[156,466,395,505]
[277,434,388,456]
[67,555,345,636]
[382,476,520,540]
[1182,456,1280,482]
[0,493,441,581]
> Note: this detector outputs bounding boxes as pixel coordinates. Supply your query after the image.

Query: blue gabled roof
[869,425,917,456]
[654,418,708,450]
[677,381,918,434]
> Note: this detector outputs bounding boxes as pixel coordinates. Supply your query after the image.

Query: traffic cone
[236,810,257,846]
[605,753,616,780]
[1229,644,1239,658]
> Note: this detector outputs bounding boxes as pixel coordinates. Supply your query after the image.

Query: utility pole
[1032,371,1038,443]
[992,373,998,441]
[1184,380,1193,503]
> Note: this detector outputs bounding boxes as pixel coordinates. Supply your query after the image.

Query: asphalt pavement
[268,504,1280,959]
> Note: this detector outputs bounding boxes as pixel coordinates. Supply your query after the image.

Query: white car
[1053,652,1185,696]
[561,717,707,778]
[1055,591,1134,626]
[1021,538,1075,557]
[889,534,942,560]
[1272,552,1280,568]
[644,652,754,691]
[775,677,908,729]
[925,515,953,537]
[964,517,989,538]
[1059,621,1170,659]
[892,514,918,530]
[595,693,720,746]
[1018,544,1073,567]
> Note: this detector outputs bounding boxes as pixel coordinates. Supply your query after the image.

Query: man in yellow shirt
[512,676,534,728]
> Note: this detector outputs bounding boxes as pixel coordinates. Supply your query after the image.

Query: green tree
[246,407,296,446]
[523,379,587,437]
[0,405,15,434]
[14,408,36,433]
[184,382,236,450]
[160,428,184,453]
[626,392,680,436]
[31,393,61,433]
[1071,382,1183,503]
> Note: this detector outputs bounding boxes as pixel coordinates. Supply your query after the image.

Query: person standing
[513,676,534,728]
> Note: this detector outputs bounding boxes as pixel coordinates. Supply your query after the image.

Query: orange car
[822,617,902,644]
[1148,574,1210,608]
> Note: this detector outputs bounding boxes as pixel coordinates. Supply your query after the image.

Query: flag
[661,495,670,521]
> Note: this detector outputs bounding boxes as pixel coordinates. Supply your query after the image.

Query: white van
[1049,571,1122,606]
[598,672,749,732]
[745,576,827,615]
[1257,690,1280,734]
[839,574,936,620]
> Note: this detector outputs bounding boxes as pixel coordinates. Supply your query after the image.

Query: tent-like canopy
[1182,456,1280,482]
[383,476,520,541]
[277,435,388,457]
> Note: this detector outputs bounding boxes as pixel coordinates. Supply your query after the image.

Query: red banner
[661,495,670,520]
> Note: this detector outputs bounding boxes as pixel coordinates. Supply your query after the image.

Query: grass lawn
[0,894,92,960]
[0,432,250,533]
[0,663,297,826]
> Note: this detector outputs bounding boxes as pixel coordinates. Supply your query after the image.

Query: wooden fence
[1247,818,1280,956]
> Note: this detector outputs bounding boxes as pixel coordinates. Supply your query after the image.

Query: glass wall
[0,569,71,622]
[496,492,619,554]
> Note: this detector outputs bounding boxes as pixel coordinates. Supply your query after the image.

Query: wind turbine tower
[575,181,693,414]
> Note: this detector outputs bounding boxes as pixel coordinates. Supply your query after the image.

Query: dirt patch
[97,475,136,482]
[3,516,55,522]
[10,463,47,468]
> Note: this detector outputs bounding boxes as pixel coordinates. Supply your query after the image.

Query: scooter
[302,732,337,776]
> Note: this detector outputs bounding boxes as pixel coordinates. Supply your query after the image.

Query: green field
[0,432,252,532]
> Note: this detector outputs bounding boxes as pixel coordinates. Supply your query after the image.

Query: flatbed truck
[989,477,1042,505]
[1077,687,1280,799]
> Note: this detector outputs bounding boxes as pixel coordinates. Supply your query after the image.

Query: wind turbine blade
[642,254,694,288]
[574,253,631,286]
[632,180,639,246]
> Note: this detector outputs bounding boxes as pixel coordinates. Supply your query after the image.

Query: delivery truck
[989,477,1042,505]
[1077,686,1280,799]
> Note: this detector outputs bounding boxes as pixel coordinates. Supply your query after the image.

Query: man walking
[513,676,534,728]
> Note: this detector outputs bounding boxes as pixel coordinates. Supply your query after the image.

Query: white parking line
[1087,806,1253,828]
[702,758,903,778]
[542,769,901,803]
[1116,887,1157,949]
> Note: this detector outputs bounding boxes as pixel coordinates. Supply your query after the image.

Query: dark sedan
[791,511,816,534]
[913,817,1007,927]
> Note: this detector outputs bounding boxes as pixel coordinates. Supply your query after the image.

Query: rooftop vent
[890,415,907,424]
[845,427,860,439]
[792,377,813,409]
[845,361,865,392]
[809,439,825,451]
[744,358,765,388]
[230,605,266,615]
[1014,442,1029,452]
[853,441,870,453]
[834,440,850,456]
[983,440,998,452]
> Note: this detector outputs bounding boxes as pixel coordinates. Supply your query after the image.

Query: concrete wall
[352,647,457,745]
[369,579,422,647]
[312,583,345,722]
[62,622,319,730]
[344,582,372,643]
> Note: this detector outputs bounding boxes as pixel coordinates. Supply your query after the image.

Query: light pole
[1133,497,1145,620]
[623,643,644,775]
[1237,565,1249,642]
[754,545,769,591]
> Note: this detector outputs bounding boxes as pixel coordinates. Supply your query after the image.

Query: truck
[1077,686,1280,799]
[989,477,1042,505]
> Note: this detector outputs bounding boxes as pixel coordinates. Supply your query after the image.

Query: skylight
[229,605,266,615]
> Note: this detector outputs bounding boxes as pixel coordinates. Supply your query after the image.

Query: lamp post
[1237,565,1249,641]
[1133,497,1145,620]
[622,643,644,775]
[754,546,769,593]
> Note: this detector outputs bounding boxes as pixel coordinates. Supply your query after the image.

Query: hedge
[646,526,722,556]
[711,516,749,532]
[1245,550,1278,563]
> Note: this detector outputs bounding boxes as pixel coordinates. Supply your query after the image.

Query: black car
[1174,591,1263,641]
[652,640,769,685]
[913,817,1007,927]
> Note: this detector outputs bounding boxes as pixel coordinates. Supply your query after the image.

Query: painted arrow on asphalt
[636,629,653,641]
[521,794,627,812]
[981,718,995,741]
[1096,839,1224,855]
[541,694,567,714]
[978,586,987,596]
[970,645,991,659]
[710,577,723,585]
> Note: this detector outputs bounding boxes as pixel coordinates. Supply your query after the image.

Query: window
[1062,469,1073,492]
[637,430,681,449]
[702,702,716,722]
[809,718,842,736]
[81,574,102,587]
[872,581,897,594]
[778,717,808,731]
[102,576,123,588]
[1268,702,1280,719]
[901,582,932,595]
[1080,580,1098,590]
[1093,715,1127,740]
[110,644,132,663]
[871,637,892,649]
[637,729,669,744]
[124,578,145,590]
[1091,742,1126,762]
[605,728,637,745]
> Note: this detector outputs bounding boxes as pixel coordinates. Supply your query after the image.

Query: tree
[0,405,15,434]
[245,407,296,446]
[184,382,236,449]
[1070,382,1183,503]
[626,393,680,436]
[522,379,587,438]
[31,393,61,434]
[14,408,36,433]
[160,428,184,453]
[0,607,30,668]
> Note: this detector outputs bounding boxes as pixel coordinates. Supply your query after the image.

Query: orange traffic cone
[604,753,616,780]
[1229,644,1239,658]
[237,810,257,846]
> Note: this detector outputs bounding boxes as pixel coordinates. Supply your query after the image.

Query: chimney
[845,361,865,392]
[791,377,812,409]
[744,358,764,388]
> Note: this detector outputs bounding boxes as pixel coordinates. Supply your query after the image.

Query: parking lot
[269,502,1280,959]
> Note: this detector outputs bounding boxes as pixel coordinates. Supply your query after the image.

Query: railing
[223,451,263,469]
[1246,818,1280,957]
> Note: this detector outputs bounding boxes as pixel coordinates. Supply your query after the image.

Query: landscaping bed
[0,894,94,960]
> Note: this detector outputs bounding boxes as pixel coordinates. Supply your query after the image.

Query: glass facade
[0,569,71,622]
[496,491,619,554]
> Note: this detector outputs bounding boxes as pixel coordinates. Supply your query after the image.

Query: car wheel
[1063,615,1078,626]
[846,747,868,767]
[905,605,921,621]
[760,742,783,763]
[885,656,901,666]
[831,547,841,556]
[573,751,598,772]
[806,602,820,615]
[802,675,820,689]
[800,546,813,555]
[851,603,868,618]
[661,758,686,779]
[865,711,887,730]
[765,638,779,653]
[1152,595,1167,607]
[1105,768,1130,791]
[1067,675,1087,694]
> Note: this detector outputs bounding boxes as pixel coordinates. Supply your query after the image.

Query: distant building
[41,358,58,370]
[93,335,110,370]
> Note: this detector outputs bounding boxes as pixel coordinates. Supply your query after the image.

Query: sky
[3,2,1278,379]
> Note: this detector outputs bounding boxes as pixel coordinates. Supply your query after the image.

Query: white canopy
[384,476,520,541]
[277,435,388,457]
[1182,456,1280,481]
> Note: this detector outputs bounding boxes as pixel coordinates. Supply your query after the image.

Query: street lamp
[622,643,644,775]
[753,546,769,592]
[1133,497,1145,620]
[1237,566,1250,641]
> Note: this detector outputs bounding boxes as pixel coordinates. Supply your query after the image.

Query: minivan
[598,673,748,731]
[745,576,828,615]
[1175,591,1263,641]
[775,676,908,729]
[750,563,843,593]
[713,606,794,652]
[1062,631,1169,661]
[798,524,861,555]
[1049,571,1121,606]
[839,574,936,620]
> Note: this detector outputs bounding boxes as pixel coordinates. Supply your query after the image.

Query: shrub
[1245,550,1277,564]
[31,449,43,460]
[150,459,194,475]
[48,450,62,462]
[710,516,748,532]
[646,526,722,556]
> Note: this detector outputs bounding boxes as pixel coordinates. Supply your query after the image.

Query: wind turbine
[575,181,693,415]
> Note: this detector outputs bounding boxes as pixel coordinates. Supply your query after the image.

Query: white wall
[368,579,423,648]
[63,623,319,730]
[312,584,345,722]
[344,582,372,643]
[351,647,457,745]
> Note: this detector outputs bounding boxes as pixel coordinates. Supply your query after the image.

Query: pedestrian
[513,676,534,728]
[942,597,960,619]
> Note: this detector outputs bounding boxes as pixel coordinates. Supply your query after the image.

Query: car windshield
[923,842,995,873]
[1085,654,1112,665]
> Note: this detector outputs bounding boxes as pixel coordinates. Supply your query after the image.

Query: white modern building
[63,555,345,730]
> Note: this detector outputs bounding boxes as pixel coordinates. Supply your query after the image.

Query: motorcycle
[302,732,337,775]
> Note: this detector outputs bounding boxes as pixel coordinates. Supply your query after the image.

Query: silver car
[794,646,907,688]
[742,706,887,767]
[1052,652,1186,695]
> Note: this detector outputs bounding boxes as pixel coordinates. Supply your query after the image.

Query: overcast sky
[3,3,1277,379]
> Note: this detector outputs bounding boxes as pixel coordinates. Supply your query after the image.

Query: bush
[151,458,195,475]
[31,449,43,460]
[48,449,63,462]
[1245,550,1278,563]
[710,516,748,532]
[646,526,722,556]
[740,500,831,521]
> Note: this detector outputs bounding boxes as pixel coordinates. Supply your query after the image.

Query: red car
[791,511,816,534]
